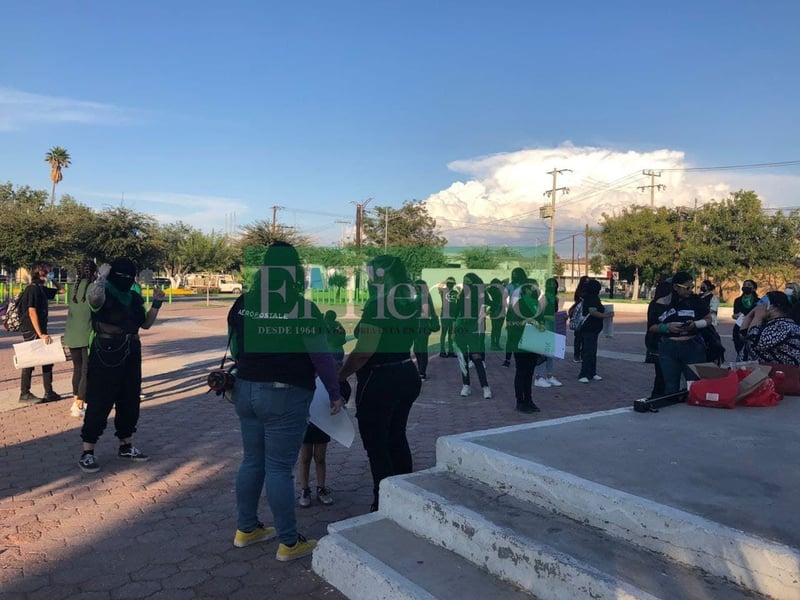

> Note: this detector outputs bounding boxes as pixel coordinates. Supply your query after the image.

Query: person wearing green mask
[732,279,758,356]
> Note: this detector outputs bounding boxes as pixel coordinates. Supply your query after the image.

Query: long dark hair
[73,260,97,303]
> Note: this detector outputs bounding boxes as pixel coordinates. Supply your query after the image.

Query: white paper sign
[13,335,68,369]
[309,377,355,448]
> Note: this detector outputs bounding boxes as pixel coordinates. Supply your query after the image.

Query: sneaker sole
[78,463,100,473]
[234,531,277,548]
[118,456,150,462]
[275,547,316,562]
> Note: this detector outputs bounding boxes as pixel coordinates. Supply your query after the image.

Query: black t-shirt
[439,286,459,320]
[18,282,58,334]
[581,292,605,334]
[227,293,328,389]
[657,294,709,336]
[357,295,419,370]
[91,288,146,335]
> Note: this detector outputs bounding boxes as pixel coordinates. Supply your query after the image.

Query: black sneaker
[118,444,150,462]
[516,402,541,414]
[79,452,100,473]
[43,392,62,403]
[18,393,44,404]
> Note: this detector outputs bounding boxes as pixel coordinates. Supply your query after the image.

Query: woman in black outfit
[570,275,590,362]
[513,279,543,413]
[339,255,422,512]
[645,278,674,398]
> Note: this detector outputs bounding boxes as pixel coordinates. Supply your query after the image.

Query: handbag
[518,323,566,358]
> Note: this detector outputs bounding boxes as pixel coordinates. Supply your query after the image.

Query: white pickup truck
[218,278,243,294]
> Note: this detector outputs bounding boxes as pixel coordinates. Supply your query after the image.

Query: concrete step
[380,469,764,600]
[312,513,533,600]
[435,419,800,599]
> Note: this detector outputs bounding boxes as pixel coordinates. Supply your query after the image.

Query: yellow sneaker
[233,523,277,548]
[275,534,317,561]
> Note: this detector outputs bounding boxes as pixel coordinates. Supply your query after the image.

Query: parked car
[218,278,243,294]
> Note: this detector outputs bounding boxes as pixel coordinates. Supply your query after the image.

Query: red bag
[763,364,800,396]
[740,377,782,407]
[688,371,739,409]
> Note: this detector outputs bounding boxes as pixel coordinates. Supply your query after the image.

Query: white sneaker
[548,376,563,387]
[534,377,552,388]
[592,375,603,381]
[482,386,493,399]
[460,385,472,397]
[578,377,590,384]
[69,404,85,418]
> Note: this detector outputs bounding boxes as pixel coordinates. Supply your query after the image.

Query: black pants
[454,328,488,387]
[490,316,505,349]
[413,333,430,377]
[650,362,665,398]
[505,322,524,361]
[70,346,89,400]
[20,329,54,395]
[439,319,454,354]
[513,350,537,404]
[355,361,421,509]
[81,338,142,444]
[577,331,600,379]
[573,330,583,361]
[732,324,745,355]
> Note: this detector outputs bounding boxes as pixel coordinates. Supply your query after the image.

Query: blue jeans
[534,355,554,378]
[234,379,312,545]
[658,337,705,394]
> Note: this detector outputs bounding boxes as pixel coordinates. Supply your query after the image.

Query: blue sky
[2,1,799,250]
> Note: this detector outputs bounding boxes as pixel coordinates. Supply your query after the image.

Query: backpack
[1,293,21,332]
[569,299,587,331]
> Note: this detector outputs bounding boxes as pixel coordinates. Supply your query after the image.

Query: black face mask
[109,272,135,292]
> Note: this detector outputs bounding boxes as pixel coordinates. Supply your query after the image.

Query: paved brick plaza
[0,298,739,599]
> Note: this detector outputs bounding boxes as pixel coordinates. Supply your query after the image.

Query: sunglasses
[674,283,693,290]
[114,272,134,280]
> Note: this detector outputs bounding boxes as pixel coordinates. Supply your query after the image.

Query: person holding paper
[513,279,544,413]
[338,254,421,513]
[226,242,342,562]
[533,277,563,388]
[18,261,65,404]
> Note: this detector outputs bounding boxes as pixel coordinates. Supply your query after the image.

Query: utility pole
[542,168,571,274]
[584,224,590,276]
[350,198,373,250]
[270,205,284,234]
[637,170,666,207]
[335,220,350,247]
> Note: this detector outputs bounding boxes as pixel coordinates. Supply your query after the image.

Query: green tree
[460,246,500,269]
[360,201,447,278]
[361,200,447,249]
[238,220,312,249]
[179,230,235,274]
[89,206,161,268]
[597,205,677,300]
[328,271,348,301]
[0,183,64,274]
[45,146,71,205]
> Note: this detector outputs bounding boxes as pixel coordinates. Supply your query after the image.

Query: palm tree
[45,146,71,205]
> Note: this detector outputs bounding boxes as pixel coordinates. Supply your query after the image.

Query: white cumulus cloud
[423,145,800,249]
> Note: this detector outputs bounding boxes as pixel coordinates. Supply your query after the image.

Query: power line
[661,159,800,172]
